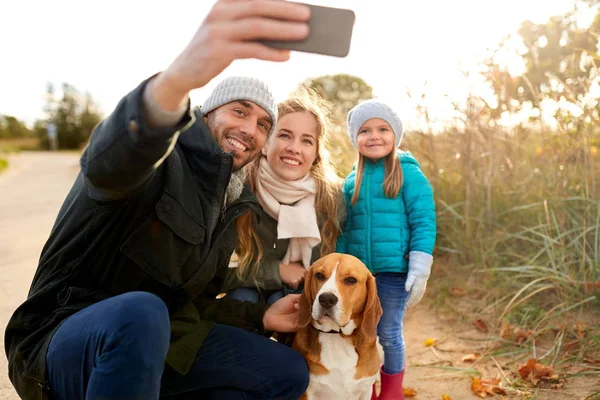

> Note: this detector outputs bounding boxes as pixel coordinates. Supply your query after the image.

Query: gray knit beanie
[202,76,278,136]
[347,99,403,148]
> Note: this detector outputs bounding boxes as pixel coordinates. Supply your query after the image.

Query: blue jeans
[228,287,285,305]
[375,272,410,374]
[46,291,309,399]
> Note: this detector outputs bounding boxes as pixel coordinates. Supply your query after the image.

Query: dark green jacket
[223,212,321,294]
[223,191,347,295]
[4,77,269,400]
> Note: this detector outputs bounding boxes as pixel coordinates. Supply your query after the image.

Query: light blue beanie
[347,99,403,148]
[202,76,278,136]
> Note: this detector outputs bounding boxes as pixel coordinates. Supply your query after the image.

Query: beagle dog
[293,253,383,400]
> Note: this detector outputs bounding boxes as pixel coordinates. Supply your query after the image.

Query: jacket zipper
[213,152,233,229]
[213,200,259,245]
[221,194,228,223]
[365,163,372,268]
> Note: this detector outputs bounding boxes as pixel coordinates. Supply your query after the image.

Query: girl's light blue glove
[405,251,433,308]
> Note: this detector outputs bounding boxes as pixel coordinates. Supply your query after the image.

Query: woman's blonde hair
[235,87,342,283]
[351,136,403,206]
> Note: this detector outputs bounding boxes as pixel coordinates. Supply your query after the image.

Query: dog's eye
[344,277,358,285]
[315,272,326,281]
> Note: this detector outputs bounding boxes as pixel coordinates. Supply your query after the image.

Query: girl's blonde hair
[351,131,403,206]
[235,87,342,283]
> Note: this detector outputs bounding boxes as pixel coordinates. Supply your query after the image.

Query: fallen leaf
[482,377,506,395]
[462,353,480,362]
[481,377,501,386]
[471,376,506,397]
[473,319,489,333]
[533,362,553,379]
[551,382,564,389]
[442,395,452,400]
[424,337,438,347]
[449,287,466,296]
[471,377,494,398]
[518,359,537,379]
[404,387,417,397]
[518,359,554,385]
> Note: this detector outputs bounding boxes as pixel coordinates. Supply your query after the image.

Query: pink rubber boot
[378,367,405,400]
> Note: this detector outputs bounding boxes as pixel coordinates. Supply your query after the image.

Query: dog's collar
[316,327,342,334]
[313,323,350,335]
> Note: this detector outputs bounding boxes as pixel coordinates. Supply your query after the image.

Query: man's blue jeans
[45,291,309,399]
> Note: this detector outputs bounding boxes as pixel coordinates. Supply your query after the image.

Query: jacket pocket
[121,191,206,288]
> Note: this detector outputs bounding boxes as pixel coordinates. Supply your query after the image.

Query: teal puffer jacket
[336,151,436,274]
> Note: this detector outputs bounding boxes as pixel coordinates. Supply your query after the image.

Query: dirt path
[0,152,596,400]
[0,152,80,399]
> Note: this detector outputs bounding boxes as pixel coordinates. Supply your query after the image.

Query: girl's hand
[279,262,307,289]
[405,251,433,308]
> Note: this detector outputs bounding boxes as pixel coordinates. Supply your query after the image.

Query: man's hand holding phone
[153,0,311,111]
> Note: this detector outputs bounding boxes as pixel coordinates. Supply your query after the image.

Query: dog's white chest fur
[306,332,377,400]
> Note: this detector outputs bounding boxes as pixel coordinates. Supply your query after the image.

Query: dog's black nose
[319,292,338,309]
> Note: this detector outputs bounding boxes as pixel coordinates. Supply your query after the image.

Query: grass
[391,103,600,397]
[0,138,41,175]
[0,137,40,152]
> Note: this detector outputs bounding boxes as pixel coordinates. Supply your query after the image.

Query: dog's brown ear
[359,273,382,338]
[297,265,314,328]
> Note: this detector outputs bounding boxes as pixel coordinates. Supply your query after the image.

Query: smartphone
[261,3,356,58]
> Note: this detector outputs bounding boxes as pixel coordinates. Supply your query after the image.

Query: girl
[224,88,343,307]
[336,99,436,400]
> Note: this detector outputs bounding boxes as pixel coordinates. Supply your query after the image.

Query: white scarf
[255,158,321,269]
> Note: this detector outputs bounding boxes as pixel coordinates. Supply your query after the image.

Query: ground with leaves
[400,294,600,399]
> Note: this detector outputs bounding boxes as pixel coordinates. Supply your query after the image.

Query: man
[5,1,312,399]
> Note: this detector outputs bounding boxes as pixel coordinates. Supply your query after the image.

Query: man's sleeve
[80,76,192,201]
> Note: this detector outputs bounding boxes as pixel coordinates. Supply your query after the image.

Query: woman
[224,88,343,304]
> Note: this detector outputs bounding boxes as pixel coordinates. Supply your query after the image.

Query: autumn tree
[484,6,600,118]
[37,83,103,150]
[482,4,600,199]
[0,115,32,139]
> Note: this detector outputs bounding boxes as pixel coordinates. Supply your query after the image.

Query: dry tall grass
[397,93,600,391]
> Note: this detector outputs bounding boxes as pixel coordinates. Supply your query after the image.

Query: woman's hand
[279,262,307,289]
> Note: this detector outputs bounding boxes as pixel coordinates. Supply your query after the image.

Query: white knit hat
[347,99,403,148]
[202,76,278,136]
